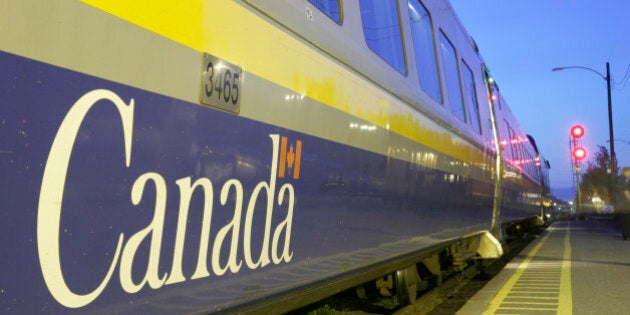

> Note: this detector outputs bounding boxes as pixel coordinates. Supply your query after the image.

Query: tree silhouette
[578,146,615,207]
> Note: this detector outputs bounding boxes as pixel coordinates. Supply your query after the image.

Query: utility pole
[552,62,616,210]
[606,62,617,211]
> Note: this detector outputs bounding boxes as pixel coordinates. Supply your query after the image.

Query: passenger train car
[0,0,550,313]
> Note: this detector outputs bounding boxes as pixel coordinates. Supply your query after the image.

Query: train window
[504,120,514,161]
[493,84,502,110]
[518,140,526,169]
[484,66,502,111]
[308,0,342,24]
[439,31,465,122]
[461,60,482,134]
[359,0,406,74]
[508,126,521,165]
[408,0,441,103]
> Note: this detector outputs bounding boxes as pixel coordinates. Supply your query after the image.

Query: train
[0,0,551,313]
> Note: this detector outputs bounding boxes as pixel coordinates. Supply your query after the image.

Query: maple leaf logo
[278,137,302,179]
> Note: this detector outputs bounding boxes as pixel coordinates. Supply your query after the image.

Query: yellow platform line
[482,232,552,314]
[516,282,560,285]
[510,290,558,299]
[497,306,557,311]
[558,225,572,314]
[502,301,558,306]
[483,225,573,314]
[508,292,558,295]
[506,297,559,300]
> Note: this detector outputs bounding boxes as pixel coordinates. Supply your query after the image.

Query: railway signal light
[570,124,586,161]
[570,125,584,139]
[573,146,587,161]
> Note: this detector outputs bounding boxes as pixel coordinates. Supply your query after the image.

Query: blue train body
[0,0,550,313]
[2,51,495,313]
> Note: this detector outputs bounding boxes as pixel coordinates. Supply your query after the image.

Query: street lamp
[552,62,616,210]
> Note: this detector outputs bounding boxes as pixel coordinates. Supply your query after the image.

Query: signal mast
[570,125,586,217]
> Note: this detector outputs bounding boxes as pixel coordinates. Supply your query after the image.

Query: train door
[482,65,504,236]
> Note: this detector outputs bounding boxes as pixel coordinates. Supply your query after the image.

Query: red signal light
[570,125,584,139]
[573,147,586,161]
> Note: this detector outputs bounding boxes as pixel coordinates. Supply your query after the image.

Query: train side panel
[0,0,541,313]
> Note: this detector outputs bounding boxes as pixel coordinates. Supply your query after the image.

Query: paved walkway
[457,219,630,314]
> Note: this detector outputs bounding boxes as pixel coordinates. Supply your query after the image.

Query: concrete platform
[457,219,630,314]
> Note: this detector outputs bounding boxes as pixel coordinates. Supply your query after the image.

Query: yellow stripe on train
[80,0,481,165]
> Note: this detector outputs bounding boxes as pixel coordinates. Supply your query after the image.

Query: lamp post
[552,62,616,211]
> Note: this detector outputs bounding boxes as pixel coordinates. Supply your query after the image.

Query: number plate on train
[200,53,242,114]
